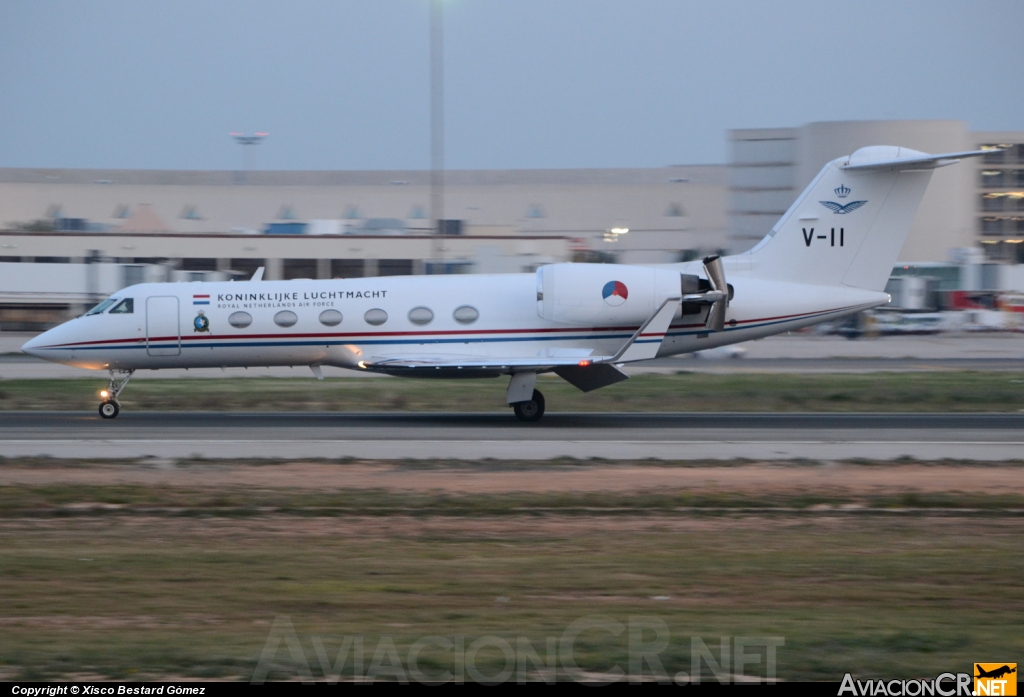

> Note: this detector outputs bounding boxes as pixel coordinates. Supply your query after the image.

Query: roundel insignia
[602,280,628,306]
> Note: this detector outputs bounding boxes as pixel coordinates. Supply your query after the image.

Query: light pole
[430,0,444,269]
[230,132,269,183]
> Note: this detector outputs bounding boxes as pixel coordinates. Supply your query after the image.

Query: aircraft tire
[99,401,120,419]
[513,389,545,422]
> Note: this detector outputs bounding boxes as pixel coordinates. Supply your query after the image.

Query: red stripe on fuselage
[37,304,862,349]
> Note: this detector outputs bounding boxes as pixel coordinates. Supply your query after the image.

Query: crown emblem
[834,184,851,198]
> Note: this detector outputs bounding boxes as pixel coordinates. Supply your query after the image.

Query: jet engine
[536,263,683,326]
[536,259,732,329]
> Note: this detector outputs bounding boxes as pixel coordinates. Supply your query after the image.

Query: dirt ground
[2,459,1023,495]
[2,458,1022,681]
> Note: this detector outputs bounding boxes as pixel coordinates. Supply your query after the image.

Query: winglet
[251,266,265,281]
[603,296,681,364]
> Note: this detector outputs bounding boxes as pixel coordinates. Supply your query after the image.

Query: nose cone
[21,318,114,369]
[21,332,46,357]
[21,323,80,365]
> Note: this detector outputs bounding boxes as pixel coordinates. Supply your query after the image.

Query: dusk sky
[1,0,1022,171]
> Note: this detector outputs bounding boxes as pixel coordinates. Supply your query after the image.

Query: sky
[0,0,1022,171]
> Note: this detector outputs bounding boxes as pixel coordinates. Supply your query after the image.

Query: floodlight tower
[230,132,269,183]
[430,0,445,268]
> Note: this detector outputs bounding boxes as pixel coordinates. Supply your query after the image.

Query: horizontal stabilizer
[842,148,995,171]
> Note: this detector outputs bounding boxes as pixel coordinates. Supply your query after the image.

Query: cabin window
[86,298,119,315]
[364,308,388,326]
[453,305,479,324]
[228,311,252,328]
[408,307,434,325]
[109,298,134,314]
[319,309,343,326]
[274,311,298,327]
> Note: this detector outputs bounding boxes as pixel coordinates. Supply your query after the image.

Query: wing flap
[365,354,613,370]
[554,363,629,392]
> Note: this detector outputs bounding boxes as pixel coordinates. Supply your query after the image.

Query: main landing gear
[98,370,134,419]
[512,389,546,423]
[507,372,545,423]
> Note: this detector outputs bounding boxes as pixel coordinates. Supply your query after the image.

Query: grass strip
[3,371,1024,412]
[0,515,1020,681]
[2,485,1024,518]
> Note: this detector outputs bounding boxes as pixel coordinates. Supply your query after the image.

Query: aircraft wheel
[513,389,545,423]
[99,400,120,419]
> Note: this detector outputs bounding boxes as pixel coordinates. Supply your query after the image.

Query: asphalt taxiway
[1,411,1022,461]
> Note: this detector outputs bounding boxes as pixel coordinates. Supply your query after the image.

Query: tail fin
[744,146,991,291]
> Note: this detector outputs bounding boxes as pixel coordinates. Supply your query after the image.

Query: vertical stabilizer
[743,146,989,292]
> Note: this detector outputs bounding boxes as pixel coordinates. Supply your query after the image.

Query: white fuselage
[22,265,887,375]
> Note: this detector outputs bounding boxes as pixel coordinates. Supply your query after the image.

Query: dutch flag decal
[193,294,210,305]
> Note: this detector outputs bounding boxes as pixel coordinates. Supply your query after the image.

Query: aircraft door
[146,296,181,356]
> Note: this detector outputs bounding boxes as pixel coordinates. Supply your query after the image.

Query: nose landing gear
[99,370,134,419]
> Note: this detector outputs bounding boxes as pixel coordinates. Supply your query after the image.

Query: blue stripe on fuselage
[41,307,847,353]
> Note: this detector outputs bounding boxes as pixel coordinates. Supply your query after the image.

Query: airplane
[975,665,1016,680]
[21,145,993,421]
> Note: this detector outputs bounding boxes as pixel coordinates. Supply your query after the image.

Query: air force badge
[820,184,866,214]
[193,310,210,333]
[820,200,867,214]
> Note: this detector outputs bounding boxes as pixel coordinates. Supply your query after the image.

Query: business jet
[22,146,991,421]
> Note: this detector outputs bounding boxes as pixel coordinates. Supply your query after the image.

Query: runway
[1,411,1023,461]
[5,331,1024,378]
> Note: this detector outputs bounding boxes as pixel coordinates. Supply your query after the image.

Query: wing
[364,353,631,393]
[819,201,843,212]
[839,200,867,214]
[364,353,610,371]
[363,296,683,373]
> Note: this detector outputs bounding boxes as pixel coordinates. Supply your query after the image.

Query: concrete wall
[729,120,980,262]
[0,232,569,277]
[998,264,1024,292]
[0,262,127,304]
[727,128,798,251]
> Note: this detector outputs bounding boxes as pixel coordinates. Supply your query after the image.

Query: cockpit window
[86,298,119,315]
[109,298,134,314]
